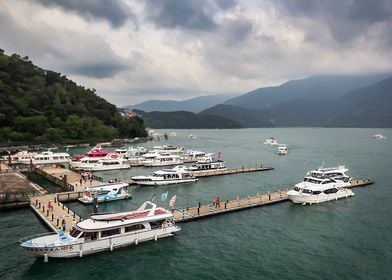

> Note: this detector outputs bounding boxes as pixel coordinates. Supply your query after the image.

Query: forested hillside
[0,50,146,144]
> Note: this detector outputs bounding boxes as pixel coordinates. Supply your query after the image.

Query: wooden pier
[173,178,374,223]
[191,165,273,177]
[30,193,83,232]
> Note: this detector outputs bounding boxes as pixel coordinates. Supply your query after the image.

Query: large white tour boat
[71,156,130,171]
[187,156,227,173]
[287,172,354,205]
[132,166,198,186]
[17,151,70,165]
[143,154,183,167]
[20,201,181,259]
[78,182,131,204]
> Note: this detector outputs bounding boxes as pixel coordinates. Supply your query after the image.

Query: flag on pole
[161,191,168,202]
[169,195,177,207]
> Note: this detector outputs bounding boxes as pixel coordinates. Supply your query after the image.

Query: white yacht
[152,145,184,154]
[181,150,210,163]
[78,182,131,204]
[143,154,183,167]
[71,155,130,171]
[17,151,70,165]
[309,165,351,183]
[287,177,354,205]
[264,137,279,145]
[20,201,181,259]
[132,165,198,186]
[187,156,227,173]
[277,144,288,155]
[2,150,37,164]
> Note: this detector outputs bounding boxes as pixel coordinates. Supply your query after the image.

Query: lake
[1,128,391,280]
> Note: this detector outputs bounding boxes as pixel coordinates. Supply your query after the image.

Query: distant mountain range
[132,74,392,128]
[125,93,239,113]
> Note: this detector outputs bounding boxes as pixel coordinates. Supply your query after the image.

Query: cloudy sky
[1,0,392,106]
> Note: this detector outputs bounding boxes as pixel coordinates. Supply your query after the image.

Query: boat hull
[21,225,181,258]
[134,178,198,186]
[288,189,355,205]
[78,194,131,204]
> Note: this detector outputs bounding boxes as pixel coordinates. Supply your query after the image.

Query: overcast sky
[1,0,392,106]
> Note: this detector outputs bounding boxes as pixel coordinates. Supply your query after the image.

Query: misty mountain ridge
[126,93,240,113]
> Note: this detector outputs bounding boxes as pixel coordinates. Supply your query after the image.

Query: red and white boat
[20,201,181,259]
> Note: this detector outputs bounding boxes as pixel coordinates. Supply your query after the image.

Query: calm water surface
[1,128,391,280]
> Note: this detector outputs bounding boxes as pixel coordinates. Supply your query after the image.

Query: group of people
[79,172,93,186]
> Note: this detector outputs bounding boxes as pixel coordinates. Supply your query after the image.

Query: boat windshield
[70,229,81,238]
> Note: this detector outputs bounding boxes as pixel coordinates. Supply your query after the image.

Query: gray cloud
[34,0,133,27]
[214,0,238,10]
[67,62,130,79]
[277,0,392,45]
[144,0,217,31]
[221,17,253,46]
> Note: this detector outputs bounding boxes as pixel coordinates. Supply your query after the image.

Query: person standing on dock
[47,201,52,212]
[215,196,220,208]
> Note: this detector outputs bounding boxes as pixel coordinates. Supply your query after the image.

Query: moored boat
[143,154,183,167]
[16,151,70,165]
[78,182,131,204]
[20,201,181,259]
[132,165,198,186]
[71,156,130,171]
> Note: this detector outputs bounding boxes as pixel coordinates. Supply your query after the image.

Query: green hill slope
[0,50,146,144]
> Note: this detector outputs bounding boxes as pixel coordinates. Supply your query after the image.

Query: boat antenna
[150,193,156,202]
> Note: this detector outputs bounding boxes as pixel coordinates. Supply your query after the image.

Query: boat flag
[169,195,177,207]
[161,191,168,202]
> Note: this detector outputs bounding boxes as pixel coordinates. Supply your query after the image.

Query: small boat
[277,144,288,155]
[373,134,386,140]
[189,133,197,139]
[20,201,181,259]
[170,132,177,137]
[143,154,183,167]
[16,151,70,165]
[264,137,279,145]
[132,165,198,186]
[78,182,131,204]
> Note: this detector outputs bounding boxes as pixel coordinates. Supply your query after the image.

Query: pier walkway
[173,178,374,223]
[191,166,273,177]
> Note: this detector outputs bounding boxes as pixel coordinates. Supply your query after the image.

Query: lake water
[1,128,391,280]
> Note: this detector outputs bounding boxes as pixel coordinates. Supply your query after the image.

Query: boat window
[294,186,300,191]
[324,188,338,194]
[125,224,145,232]
[150,221,161,229]
[82,232,98,240]
[303,189,312,194]
[101,228,121,238]
[312,191,321,195]
[70,229,81,238]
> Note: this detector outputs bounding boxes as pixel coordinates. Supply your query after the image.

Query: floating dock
[191,165,273,177]
[173,178,374,223]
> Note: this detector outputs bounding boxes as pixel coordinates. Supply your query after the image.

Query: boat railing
[18,232,56,244]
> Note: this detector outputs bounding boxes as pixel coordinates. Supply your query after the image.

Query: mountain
[202,76,392,127]
[224,74,391,110]
[136,110,241,129]
[0,49,147,144]
[328,76,392,127]
[126,93,239,113]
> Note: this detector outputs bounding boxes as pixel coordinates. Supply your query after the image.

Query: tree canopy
[0,50,146,144]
